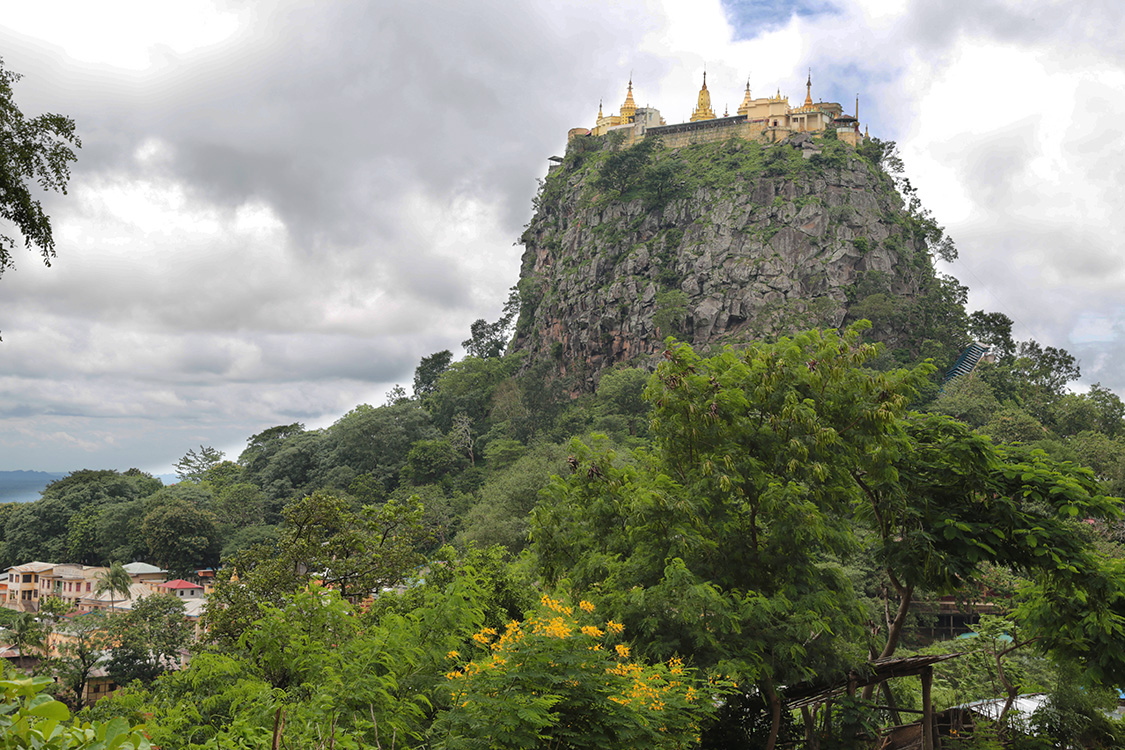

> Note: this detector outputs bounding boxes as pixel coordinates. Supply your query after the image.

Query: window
[86,582,91,592]
[22,574,30,583]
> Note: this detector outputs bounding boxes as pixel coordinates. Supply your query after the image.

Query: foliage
[0,58,81,281]
[55,612,108,710]
[0,675,149,749]
[593,137,660,197]
[141,499,220,576]
[329,402,439,494]
[94,563,132,612]
[104,595,190,688]
[533,326,929,747]
[463,288,520,359]
[204,490,427,646]
[414,349,454,398]
[968,311,1016,362]
[435,594,729,750]
[174,446,225,484]
[652,290,688,338]
[0,611,46,663]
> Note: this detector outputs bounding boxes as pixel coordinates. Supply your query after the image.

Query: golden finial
[620,77,637,121]
[690,70,716,122]
[855,94,859,120]
[805,68,813,107]
[724,103,729,117]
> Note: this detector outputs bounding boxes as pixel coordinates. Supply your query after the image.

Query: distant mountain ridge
[0,470,67,503]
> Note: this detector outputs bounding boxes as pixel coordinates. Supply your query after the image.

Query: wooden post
[921,666,934,750]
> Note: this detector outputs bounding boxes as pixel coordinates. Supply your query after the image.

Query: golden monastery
[570,71,866,149]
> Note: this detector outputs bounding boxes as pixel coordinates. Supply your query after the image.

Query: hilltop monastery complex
[570,72,867,149]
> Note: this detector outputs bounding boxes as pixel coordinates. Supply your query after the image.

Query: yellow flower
[579,600,596,613]
[580,625,604,638]
[606,620,625,634]
[447,650,459,660]
[615,644,630,658]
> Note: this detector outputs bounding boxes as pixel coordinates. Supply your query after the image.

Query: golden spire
[724,103,729,117]
[620,77,637,121]
[855,94,859,120]
[804,68,813,107]
[737,79,753,116]
[690,71,716,121]
[597,99,603,120]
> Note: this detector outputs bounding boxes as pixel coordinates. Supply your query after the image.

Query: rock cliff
[510,133,959,388]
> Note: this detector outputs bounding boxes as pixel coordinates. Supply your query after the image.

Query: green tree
[593,136,659,196]
[0,57,81,281]
[237,422,305,477]
[173,445,225,483]
[422,355,516,432]
[204,491,428,646]
[0,611,45,665]
[94,500,147,565]
[968,310,1016,361]
[463,287,520,359]
[534,326,928,749]
[105,595,190,687]
[55,611,107,710]
[140,499,220,576]
[329,401,438,494]
[413,349,454,398]
[94,562,132,612]
[931,372,999,427]
[400,438,466,486]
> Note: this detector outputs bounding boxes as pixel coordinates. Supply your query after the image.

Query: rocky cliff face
[510,134,947,388]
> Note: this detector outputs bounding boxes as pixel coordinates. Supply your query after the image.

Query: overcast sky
[1,0,1123,474]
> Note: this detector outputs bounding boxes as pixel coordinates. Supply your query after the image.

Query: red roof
[158,579,203,590]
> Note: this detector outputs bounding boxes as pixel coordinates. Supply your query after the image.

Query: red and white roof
[157,579,204,590]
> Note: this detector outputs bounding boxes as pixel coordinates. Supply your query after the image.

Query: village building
[38,564,106,609]
[4,561,55,611]
[157,579,205,599]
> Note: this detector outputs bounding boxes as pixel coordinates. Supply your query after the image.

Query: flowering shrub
[434,595,731,749]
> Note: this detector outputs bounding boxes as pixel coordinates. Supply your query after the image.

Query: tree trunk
[801,706,819,750]
[764,679,782,750]
[863,577,914,701]
[921,667,934,750]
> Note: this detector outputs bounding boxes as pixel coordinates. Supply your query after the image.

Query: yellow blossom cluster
[471,627,497,646]
[539,594,574,616]
[444,593,718,746]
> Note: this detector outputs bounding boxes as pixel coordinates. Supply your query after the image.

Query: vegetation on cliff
[512,132,968,387]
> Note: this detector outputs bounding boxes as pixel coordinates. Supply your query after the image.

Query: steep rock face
[510,136,938,387]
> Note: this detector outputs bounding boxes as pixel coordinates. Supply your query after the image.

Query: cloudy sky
[1,0,1123,474]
